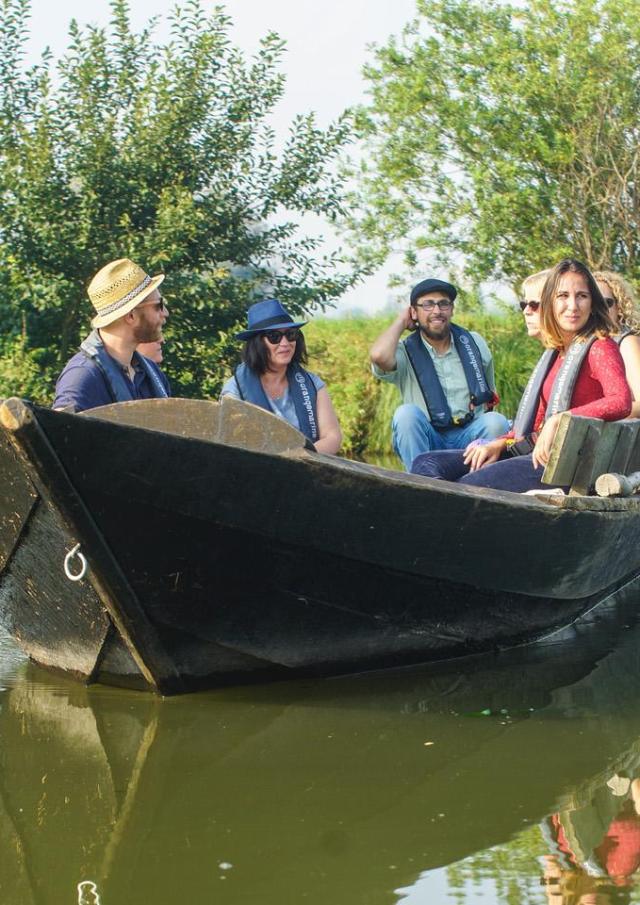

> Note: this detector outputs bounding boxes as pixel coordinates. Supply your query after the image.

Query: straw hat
[88,258,165,329]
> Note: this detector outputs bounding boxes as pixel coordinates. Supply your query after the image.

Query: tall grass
[303,316,391,458]
[305,310,539,461]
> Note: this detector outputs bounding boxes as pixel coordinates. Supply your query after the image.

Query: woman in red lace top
[412,259,631,493]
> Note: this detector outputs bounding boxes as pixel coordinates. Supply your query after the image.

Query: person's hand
[463,438,505,472]
[397,305,418,332]
[531,414,561,469]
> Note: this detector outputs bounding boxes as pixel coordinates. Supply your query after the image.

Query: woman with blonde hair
[594,270,640,418]
[519,268,550,340]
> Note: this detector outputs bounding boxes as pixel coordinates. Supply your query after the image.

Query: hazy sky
[26,0,418,314]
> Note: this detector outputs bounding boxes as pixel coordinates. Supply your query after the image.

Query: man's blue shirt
[53,351,171,413]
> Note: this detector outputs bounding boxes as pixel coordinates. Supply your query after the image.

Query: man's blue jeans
[391,404,510,471]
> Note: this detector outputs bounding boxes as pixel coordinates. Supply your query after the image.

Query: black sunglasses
[264,328,300,345]
[519,300,540,312]
[139,296,167,312]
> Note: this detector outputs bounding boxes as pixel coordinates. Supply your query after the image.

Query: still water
[2,584,640,905]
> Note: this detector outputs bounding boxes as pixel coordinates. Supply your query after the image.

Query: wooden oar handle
[595,471,640,497]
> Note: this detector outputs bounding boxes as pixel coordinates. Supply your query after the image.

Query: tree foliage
[0,0,357,400]
[350,0,640,292]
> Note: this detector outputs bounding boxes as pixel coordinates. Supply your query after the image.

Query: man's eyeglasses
[519,300,540,312]
[264,328,300,345]
[603,297,616,308]
[414,299,453,311]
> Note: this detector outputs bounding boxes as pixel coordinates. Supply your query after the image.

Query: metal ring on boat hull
[64,544,88,582]
[77,881,101,905]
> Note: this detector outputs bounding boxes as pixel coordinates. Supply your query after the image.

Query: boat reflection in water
[2,582,640,905]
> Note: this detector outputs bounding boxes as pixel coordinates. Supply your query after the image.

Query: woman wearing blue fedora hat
[221,299,342,454]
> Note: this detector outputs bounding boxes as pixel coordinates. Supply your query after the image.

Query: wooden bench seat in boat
[542,414,640,497]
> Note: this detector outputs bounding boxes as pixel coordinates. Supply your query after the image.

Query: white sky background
[25,0,420,316]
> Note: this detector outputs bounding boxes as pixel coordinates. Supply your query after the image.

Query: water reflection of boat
[1,588,640,905]
[1,396,640,693]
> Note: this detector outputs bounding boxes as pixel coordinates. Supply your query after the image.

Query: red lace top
[532,337,631,430]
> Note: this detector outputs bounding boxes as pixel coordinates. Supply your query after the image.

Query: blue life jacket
[512,337,596,438]
[80,330,169,403]
[403,325,494,428]
[233,362,319,442]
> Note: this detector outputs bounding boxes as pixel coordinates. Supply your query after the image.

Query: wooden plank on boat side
[0,398,183,695]
[568,421,604,495]
[83,396,311,455]
[590,421,625,484]
[0,431,38,572]
[608,420,640,474]
[542,413,595,487]
[217,395,314,453]
[544,494,640,510]
[625,423,640,474]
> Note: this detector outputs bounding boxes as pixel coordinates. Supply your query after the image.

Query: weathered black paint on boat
[0,396,639,693]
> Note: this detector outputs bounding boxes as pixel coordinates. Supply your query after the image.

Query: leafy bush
[0,334,52,402]
[0,0,359,398]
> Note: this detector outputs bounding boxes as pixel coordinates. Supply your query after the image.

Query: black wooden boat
[0,395,639,694]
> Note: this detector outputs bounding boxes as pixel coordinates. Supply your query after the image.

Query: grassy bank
[305,310,540,461]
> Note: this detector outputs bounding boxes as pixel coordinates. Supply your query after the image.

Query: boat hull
[1,398,639,693]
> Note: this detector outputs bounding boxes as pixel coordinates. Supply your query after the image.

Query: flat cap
[410,278,457,305]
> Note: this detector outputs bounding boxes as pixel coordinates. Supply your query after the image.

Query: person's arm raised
[370,307,416,372]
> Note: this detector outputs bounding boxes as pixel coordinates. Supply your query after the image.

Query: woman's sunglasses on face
[264,328,300,345]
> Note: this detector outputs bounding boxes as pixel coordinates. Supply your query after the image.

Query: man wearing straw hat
[53,258,171,412]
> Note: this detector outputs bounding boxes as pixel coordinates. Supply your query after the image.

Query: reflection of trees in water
[442,828,542,905]
[437,768,640,905]
[440,828,638,905]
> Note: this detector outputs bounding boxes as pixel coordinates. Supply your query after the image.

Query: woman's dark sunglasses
[519,300,540,312]
[264,328,300,345]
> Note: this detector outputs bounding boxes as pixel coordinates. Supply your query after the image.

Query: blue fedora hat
[235,299,307,340]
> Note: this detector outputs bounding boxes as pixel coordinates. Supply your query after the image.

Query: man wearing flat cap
[370,277,509,470]
[53,258,171,413]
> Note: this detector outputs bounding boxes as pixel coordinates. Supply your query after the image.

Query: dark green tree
[0,0,357,399]
[350,0,640,293]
